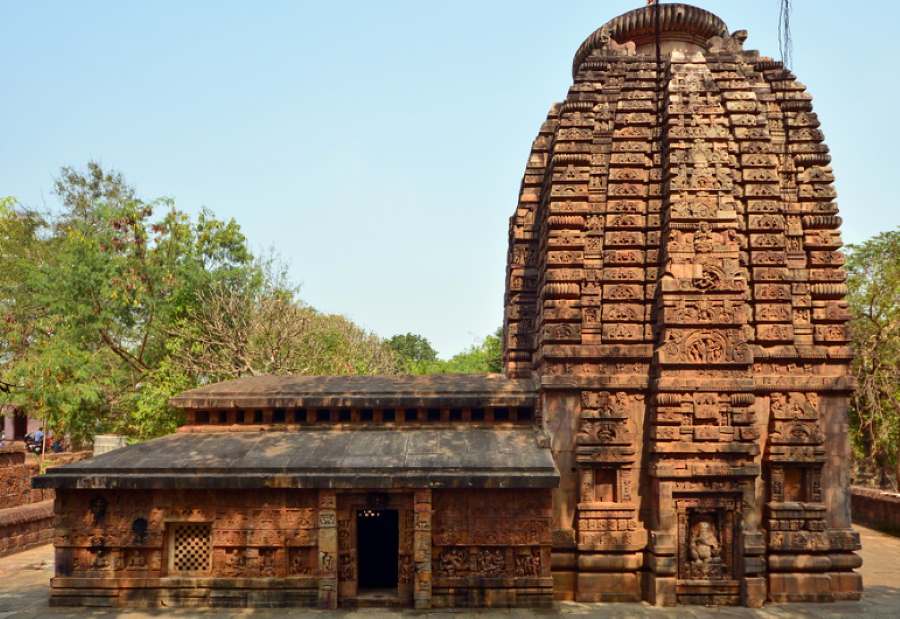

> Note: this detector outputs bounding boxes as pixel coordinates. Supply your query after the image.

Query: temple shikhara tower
[36,3,861,609]
[503,2,860,606]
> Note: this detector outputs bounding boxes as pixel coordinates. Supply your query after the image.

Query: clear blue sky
[2,1,897,358]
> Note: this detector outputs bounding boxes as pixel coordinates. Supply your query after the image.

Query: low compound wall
[0,445,90,556]
[850,486,900,536]
[0,499,55,556]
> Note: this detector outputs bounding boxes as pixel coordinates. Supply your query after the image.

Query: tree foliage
[442,328,503,374]
[389,328,503,375]
[387,333,439,374]
[846,229,900,488]
[166,266,398,381]
[0,163,398,442]
[1,162,508,444]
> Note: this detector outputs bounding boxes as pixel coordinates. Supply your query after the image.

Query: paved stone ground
[1,525,897,618]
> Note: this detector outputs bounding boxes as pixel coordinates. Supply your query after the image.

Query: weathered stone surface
[503,1,860,607]
[35,429,558,490]
[170,374,536,410]
[40,487,552,609]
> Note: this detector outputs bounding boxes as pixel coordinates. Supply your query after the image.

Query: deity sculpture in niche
[339,553,354,580]
[677,505,733,583]
[320,551,335,576]
[689,518,722,578]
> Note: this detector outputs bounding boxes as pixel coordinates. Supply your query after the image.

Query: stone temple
[36,3,862,609]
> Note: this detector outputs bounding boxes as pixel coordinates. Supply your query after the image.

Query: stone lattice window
[169,523,211,574]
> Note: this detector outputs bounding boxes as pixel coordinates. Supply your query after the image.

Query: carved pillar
[413,489,432,609]
[317,490,337,609]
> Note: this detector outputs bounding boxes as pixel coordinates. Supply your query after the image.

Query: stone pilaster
[413,489,432,609]
[317,490,337,609]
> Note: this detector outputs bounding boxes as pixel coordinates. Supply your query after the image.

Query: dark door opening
[356,509,398,591]
[13,412,27,440]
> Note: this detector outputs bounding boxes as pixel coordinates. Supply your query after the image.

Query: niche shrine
[36,3,862,609]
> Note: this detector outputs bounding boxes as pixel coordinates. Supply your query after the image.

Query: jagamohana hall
[36,3,863,609]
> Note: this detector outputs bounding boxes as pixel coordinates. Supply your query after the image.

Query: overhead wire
[778,0,793,69]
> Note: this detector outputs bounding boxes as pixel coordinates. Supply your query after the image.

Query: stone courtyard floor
[0,525,898,618]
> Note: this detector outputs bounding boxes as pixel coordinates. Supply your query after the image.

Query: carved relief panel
[675,496,739,584]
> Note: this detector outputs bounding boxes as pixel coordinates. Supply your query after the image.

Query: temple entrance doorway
[356,508,399,592]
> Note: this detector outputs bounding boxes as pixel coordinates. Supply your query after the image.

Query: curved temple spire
[503,2,861,607]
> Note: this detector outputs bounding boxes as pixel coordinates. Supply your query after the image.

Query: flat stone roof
[33,428,558,490]
[168,374,537,409]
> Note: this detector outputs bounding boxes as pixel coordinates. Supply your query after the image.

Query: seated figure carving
[689,519,724,579]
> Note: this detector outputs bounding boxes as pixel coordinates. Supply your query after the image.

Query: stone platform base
[431,585,554,608]
[768,572,863,603]
[644,574,776,607]
[49,578,319,608]
[551,549,575,600]
[49,579,555,609]
[576,572,641,602]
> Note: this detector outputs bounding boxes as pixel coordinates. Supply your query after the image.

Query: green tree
[1,162,400,442]
[0,163,260,440]
[387,333,439,373]
[442,328,503,374]
[846,229,900,488]
[392,328,503,375]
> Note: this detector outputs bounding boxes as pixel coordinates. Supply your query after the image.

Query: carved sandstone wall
[51,488,322,607]
[503,3,860,606]
[49,487,552,608]
[430,489,553,607]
